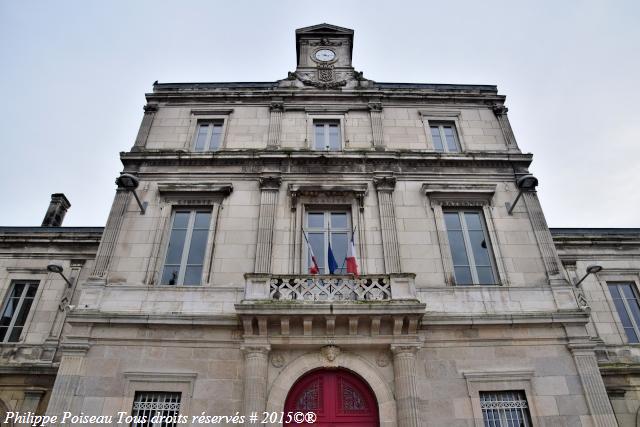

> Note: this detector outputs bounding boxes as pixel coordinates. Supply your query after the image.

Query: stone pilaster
[17,390,45,426]
[492,105,519,152]
[374,175,401,273]
[46,346,89,423]
[569,344,618,427]
[522,191,563,281]
[267,101,283,148]
[131,104,158,151]
[91,188,130,278]
[242,345,270,426]
[369,102,384,150]
[391,345,420,427]
[254,176,281,273]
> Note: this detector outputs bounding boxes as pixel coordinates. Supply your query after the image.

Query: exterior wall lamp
[47,264,73,287]
[574,265,603,288]
[115,173,146,214]
[506,174,539,215]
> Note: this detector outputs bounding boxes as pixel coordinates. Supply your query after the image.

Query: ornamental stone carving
[321,345,341,362]
[271,352,285,368]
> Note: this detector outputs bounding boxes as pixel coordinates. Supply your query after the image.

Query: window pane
[173,212,190,229]
[187,229,209,265]
[476,266,495,284]
[161,266,180,286]
[447,230,469,266]
[430,126,443,151]
[165,229,187,265]
[609,284,621,299]
[621,284,637,300]
[13,298,35,328]
[308,213,324,228]
[469,230,492,266]
[331,213,347,229]
[328,124,340,150]
[444,212,461,230]
[331,232,348,273]
[612,297,633,327]
[626,297,640,330]
[195,124,209,151]
[194,212,211,229]
[26,284,38,298]
[183,266,203,286]
[8,326,22,342]
[454,267,473,285]
[625,327,639,343]
[444,126,458,151]
[0,326,7,342]
[314,124,325,150]
[309,232,324,274]
[210,125,223,150]
[464,212,482,230]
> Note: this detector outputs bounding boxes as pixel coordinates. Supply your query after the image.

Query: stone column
[522,191,564,282]
[46,346,89,423]
[374,175,401,273]
[267,101,283,148]
[17,390,45,426]
[369,102,384,150]
[569,344,618,427]
[131,104,157,151]
[242,345,270,426]
[391,345,420,427]
[254,176,281,273]
[92,188,130,278]
[492,105,519,152]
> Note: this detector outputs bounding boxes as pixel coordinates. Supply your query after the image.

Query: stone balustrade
[269,275,391,301]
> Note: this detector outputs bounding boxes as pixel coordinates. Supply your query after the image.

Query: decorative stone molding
[271,352,285,368]
[267,101,283,147]
[190,108,234,116]
[492,104,519,151]
[91,189,130,278]
[254,176,281,274]
[418,110,467,151]
[131,104,158,151]
[369,102,384,150]
[374,174,401,274]
[321,345,341,362]
[288,182,367,210]
[421,183,496,207]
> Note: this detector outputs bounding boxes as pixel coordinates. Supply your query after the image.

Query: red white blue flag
[346,234,359,276]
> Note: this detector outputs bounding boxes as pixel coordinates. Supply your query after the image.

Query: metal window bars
[131,392,181,427]
[480,390,531,427]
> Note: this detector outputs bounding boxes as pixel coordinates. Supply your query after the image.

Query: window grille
[131,391,181,427]
[480,390,531,427]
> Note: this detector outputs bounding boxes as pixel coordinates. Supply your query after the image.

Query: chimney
[42,193,71,227]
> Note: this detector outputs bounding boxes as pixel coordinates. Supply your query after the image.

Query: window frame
[186,109,232,152]
[159,208,214,287]
[193,120,225,152]
[429,122,461,153]
[0,281,40,343]
[443,209,498,285]
[304,209,352,275]
[479,390,533,427]
[463,370,540,427]
[607,281,640,344]
[131,391,182,427]
[419,110,466,152]
[306,114,346,151]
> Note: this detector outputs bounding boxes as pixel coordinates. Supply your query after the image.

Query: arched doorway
[284,368,379,426]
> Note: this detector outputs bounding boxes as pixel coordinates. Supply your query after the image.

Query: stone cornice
[67,311,239,326]
[120,150,533,169]
[420,310,590,326]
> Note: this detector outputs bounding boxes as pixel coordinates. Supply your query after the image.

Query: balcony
[243,273,417,302]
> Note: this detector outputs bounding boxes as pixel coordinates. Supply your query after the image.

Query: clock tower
[280,23,371,89]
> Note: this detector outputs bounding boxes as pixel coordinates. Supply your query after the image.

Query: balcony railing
[269,275,391,301]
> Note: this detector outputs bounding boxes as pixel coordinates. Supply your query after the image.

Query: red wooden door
[284,369,379,427]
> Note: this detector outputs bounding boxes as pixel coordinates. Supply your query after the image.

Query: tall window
[194,121,224,151]
[161,210,211,286]
[314,120,341,151]
[444,210,496,285]
[608,282,640,343]
[131,391,181,427]
[430,123,460,152]
[0,281,38,343]
[480,390,532,427]
[305,211,350,274]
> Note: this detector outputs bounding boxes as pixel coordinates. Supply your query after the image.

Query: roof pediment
[295,23,354,36]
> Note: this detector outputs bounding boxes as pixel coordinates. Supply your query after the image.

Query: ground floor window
[131,391,181,427]
[480,390,531,427]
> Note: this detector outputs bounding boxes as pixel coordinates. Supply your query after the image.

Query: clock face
[315,49,336,62]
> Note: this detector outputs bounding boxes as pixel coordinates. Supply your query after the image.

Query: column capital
[241,344,271,355]
[258,175,282,191]
[373,175,396,191]
[143,103,158,113]
[492,104,508,116]
[390,344,421,356]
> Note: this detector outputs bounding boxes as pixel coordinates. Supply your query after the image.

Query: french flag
[304,232,320,274]
[346,234,360,276]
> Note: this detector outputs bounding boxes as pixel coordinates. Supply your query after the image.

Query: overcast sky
[0,1,638,228]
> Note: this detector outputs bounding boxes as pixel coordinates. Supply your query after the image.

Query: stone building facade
[1,23,640,427]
